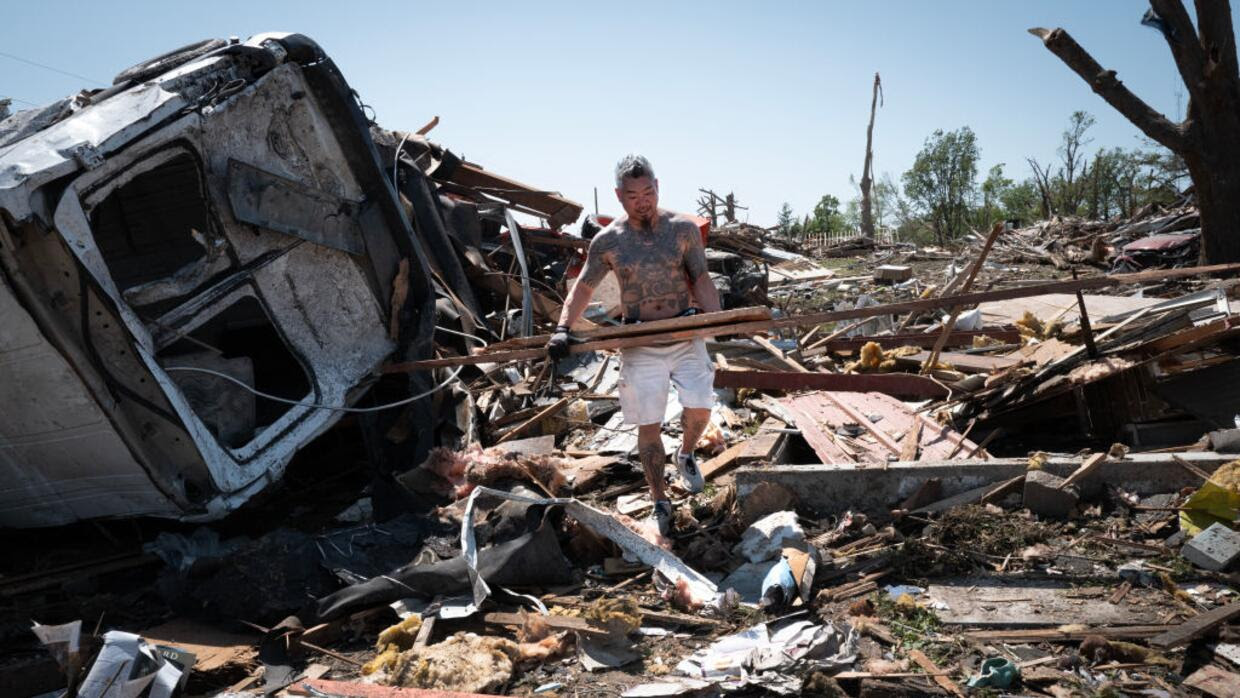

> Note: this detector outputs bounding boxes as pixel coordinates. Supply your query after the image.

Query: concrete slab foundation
[735,453,1236,516]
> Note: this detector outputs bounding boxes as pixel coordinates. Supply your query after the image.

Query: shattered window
[156,295,312,450]
[90,151,227,309]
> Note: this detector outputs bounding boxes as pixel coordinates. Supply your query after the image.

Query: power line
[0,95,40,107]
[0,49,106,87]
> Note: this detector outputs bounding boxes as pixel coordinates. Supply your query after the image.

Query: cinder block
[873,265,912,283]
[1023,469,1079,519]
[1181,522,1240,571]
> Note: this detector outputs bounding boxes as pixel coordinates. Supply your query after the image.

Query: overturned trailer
[0,34,440,527]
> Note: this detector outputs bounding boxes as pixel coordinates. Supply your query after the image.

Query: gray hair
[615,154,655,188]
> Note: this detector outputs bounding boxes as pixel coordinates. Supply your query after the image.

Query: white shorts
[617,338,716,426]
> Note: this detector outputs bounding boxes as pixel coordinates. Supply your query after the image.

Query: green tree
[975,163,1013,228]
[810,194,846,234]
[1000,179,1040,225]
[902,127,980,244]
[776,202,795,236]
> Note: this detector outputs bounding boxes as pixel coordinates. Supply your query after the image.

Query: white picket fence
[805,228,896,248]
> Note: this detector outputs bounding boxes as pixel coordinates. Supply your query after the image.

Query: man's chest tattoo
[607,223,690,318]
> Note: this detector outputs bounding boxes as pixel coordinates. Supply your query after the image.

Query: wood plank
[738,418,786,464]
[1060,452,1107,489]
[908,649,965,697]
[897,350,1019,374]
[961,625,1172,643]
[979,475,1024,505]
[491,434,556,456]
[929,579,1166,627]
[1149,601,1240,649]
[713,369,949,398]
[900,420,924,462]
[386,264,1240,371]
[751,335,809,372]
[921,222,1005,374]
[1184,664,1240,698]
[484,306,773,351]
[292,678,497,697]
[494,397,570,444]
[702,441,748,480]
[482,612,611,637]
[810,328,1024,354]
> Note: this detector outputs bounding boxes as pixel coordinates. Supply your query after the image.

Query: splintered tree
[696,188,747,226]
[1031,1,1240,263]
[859,73,883,239]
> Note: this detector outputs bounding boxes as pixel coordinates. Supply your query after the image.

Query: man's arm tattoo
[680,222,709,282]
[579,233,616,287]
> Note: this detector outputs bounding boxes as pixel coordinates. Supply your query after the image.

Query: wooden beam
[1060,452,1107,489]
[386,264,1240,371]
[712,369,949,398]
[752,334,809,372]
[962,625,1173,643]
[702,441,748,481]
[900,420,924,462]
[738,418,786,464]
[922,222,1005,374]
[1148,601,1240,649]
[293,679,498,697]
[908,649,965,697]
[494,397,569,445]
[483,306,772,352]
[482,612,611,637]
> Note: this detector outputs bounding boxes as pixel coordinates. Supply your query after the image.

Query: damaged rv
[0,34,440,527]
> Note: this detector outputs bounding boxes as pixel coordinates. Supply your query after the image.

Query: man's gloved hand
[547,325,571,360]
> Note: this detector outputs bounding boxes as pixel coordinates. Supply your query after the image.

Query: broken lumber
[292,679,495,697]
[751,334,809,372]
[961,625,1173,643]
[922,222,1005,374]
[1148,600,1240,649]
[808,328,1023,354]
[1060,452,1107,489]
[482,612,611,637]
[484,306,772,351]
[494,397,569,444]
[908,649,965,697]
[702,441,747,480]
[387,263,1240,371]
[738,418,787,464]
[712,369,949,398]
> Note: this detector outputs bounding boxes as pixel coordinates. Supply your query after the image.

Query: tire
[112,39,229,85]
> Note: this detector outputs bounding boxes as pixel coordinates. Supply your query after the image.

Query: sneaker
[653,500,674,538]
[675,449,705,494]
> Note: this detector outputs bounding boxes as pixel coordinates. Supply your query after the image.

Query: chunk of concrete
[873,264,912,283]
[1182,522,1240,571]
[1023,470,1079,519]
[733,510,805,563]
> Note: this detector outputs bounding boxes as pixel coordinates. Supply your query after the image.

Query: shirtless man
[548,154,722,535]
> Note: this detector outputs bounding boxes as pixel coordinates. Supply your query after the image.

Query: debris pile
[3,33,1240,698]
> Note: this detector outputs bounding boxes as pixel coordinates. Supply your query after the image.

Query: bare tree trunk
[859,73,882,239]
[1028,157,1055,219]
[1030,1,1240,262]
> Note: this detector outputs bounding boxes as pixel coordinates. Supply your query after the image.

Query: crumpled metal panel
[226,158,365,255]
[0,273,180,526]
[0,43,408,526]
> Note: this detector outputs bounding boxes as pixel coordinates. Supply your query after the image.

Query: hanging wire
[162,325,486,413]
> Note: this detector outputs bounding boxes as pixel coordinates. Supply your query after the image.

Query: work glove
[547,325,571,360]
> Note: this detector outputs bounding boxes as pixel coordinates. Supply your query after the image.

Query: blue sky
[1,2,1198,226]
